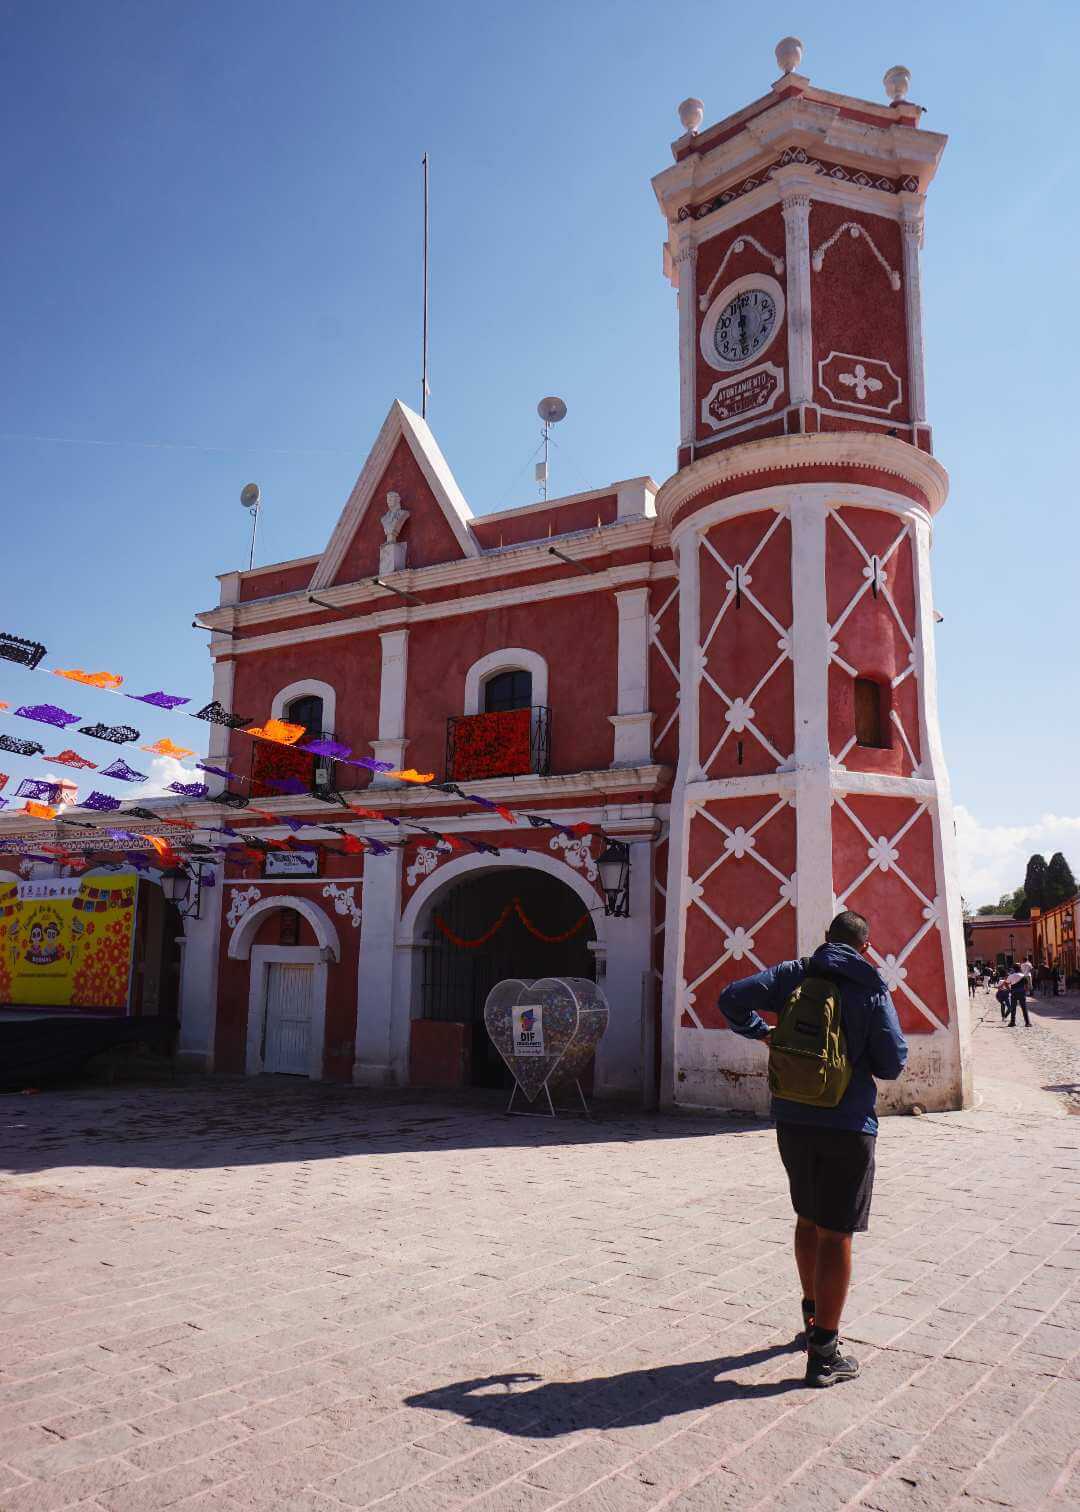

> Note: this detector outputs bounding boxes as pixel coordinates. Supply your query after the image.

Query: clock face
[714,288,777,366]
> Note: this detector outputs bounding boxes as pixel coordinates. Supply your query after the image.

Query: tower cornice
[655,433,949,530]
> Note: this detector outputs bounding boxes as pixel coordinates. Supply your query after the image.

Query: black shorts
[776,1123,876,1234]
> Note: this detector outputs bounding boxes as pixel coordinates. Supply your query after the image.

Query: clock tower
[652,40,971,1112]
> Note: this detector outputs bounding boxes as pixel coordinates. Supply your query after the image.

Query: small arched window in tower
[854,678,890,749]
[285,694,324,740]
[483,670,532,713]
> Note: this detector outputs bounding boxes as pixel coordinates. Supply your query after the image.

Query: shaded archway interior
[420,867,598,1088]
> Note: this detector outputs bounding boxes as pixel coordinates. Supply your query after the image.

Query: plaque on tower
[701,363,784,429]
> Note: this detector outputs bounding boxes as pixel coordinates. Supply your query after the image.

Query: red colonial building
[135,41,971,1109]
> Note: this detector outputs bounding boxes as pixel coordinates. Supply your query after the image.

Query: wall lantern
[160,863,204,920]
[597,839,631,918]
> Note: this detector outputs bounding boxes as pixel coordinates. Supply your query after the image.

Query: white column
[900,198,927,426]
[910,515,972,1107]
[594,828,655,1100]
[780,188,813,405]
[675,241,698,448]
[354,838,405,1086]
[789,493,834,953]
[658,530,702,1106]
[370,628,408,780]
[609,587,653,767]
[176,863,224,1072]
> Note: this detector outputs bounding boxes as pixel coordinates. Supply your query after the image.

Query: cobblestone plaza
[2,995,1080,1512]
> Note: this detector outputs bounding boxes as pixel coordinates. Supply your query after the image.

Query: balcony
[445,706,551,783]
[250,732,337,798]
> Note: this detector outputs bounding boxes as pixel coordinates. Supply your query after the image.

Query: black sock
[809,1325,838,1352]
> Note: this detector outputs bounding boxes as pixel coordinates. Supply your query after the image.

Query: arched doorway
[418,867,597,1087]
[227,894,340,1078]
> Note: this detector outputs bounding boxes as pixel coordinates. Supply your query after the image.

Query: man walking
[1004,965,1031,1027]
[718,910,907,1387]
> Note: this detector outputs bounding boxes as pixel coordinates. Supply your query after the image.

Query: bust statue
[381,491,410,544]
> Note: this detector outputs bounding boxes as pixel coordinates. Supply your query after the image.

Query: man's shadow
[404,1341,805,1438]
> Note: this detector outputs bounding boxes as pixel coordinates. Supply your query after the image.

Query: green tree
[1046,852,1078,906]
[1021,855,1049,917]
[977,888,1025,916]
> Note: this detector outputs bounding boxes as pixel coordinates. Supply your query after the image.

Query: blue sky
[1,0,1077,904]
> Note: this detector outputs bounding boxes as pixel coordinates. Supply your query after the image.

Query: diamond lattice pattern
[832,791,949,1034]
[826,507,922,776]
[698,511,794,778]
[681,795,797,1028]
[649,583,680,772]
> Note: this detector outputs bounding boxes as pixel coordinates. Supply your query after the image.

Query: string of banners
[0,631,601,870]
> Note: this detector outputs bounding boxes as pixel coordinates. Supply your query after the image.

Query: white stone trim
[206,658,235,777]
[675,243,698,448]
[227,892,342,962]
[656,433,949,529]
[616,478,657,520]
[900,197,927,424]
[201,560,671,660]
[610,588,651,768]
[780,186,813,404]
[372,629,408,779]
[245,946,328,1079]
[270,678,337,734]
[789,493,834,950]
[310,400,478,591]
[699,273,785,375]
[463,648,549,716]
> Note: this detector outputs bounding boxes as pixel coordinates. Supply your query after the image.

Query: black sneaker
[805,1341,860,1387]
[798,1299,815,1348]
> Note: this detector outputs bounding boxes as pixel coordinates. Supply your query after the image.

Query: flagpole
[421,152,430,419]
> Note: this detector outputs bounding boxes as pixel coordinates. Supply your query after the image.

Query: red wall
[404,594,619,779]
[810,203,909,427]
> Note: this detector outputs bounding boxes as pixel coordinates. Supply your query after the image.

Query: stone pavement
[2,1029,1080,1512]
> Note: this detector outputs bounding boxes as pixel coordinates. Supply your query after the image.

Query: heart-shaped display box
[483,977,610,1102]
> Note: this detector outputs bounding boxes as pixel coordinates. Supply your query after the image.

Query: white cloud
[954,805,1080,908]
[129,755,201,800]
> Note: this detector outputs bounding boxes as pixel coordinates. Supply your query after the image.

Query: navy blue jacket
[718,942,908,1134]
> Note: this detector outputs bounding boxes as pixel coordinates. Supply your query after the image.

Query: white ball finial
[883,65,911,103]
[775,37,804,75]
[677,97,704,134]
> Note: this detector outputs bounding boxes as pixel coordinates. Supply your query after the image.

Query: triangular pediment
[310,401,478,589]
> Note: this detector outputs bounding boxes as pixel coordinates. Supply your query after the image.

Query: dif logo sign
[512,1002,545,1057]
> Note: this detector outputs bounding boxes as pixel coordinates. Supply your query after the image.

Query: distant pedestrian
[1005,967,1031,1027]
[1020,957,1034,995]
[718,909,907,1388]
[967,967,976,998]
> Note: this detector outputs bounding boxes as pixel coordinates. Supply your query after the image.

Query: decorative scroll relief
[549,833,598,883]
[818,353,902,414]
[322,883,361,929]
[698,237,785,312]
[701,363,785,431]
[227,887,262,927]
[812,223,901,290]
[406,841,453,889]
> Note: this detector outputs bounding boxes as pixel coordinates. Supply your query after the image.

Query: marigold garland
[433,896,590,949]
